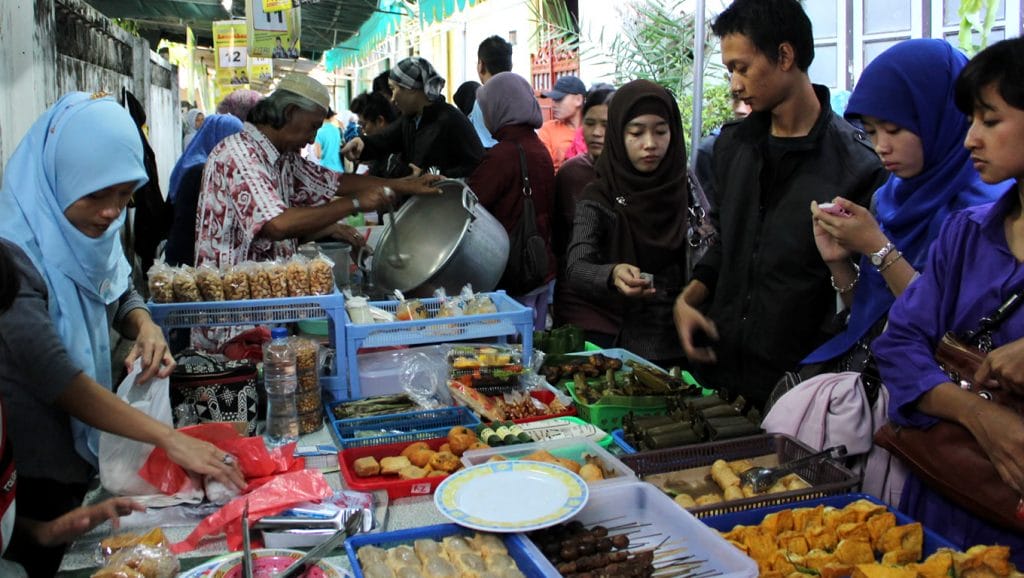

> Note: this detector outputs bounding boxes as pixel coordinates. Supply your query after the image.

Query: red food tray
[509,389,577,424]
[339,436,453,499]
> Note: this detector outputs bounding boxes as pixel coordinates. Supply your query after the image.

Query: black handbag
[498,144,549,295]
[685,166,717,275]
[170,350,260,435]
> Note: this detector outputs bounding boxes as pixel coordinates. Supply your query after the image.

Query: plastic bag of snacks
[147,262,175,303]
[394,289,428,321]
[194,263,224,302]
[267,260,289,298]
[461,284,497,316]
[290,336,321,393]
[308,253,335,295]
[221,264,251,301]
[171,267,201,303]
[94,527,179,578]
[246,262,273,300]
[286,255,311,297]
[435,287,464,318]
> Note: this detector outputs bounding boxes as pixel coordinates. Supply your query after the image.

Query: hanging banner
[248,57,273,85]
[262,0,291,11]
[212,20,250,102]
[247,0,301,59]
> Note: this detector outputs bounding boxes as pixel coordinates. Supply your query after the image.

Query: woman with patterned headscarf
[565,79,690,366]
[0,93,246,575]
[342,56,483,178]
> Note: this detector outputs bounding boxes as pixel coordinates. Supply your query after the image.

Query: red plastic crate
[339,436,454,499]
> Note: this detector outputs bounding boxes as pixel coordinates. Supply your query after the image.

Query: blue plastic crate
[610,429,637,454]
[327,406,481,448]
[701,493,959,557]
[343,291,533,399]
[148,291,344,328]
[345,523,550,578]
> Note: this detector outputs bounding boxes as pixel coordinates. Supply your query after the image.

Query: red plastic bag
[222,326,271,363]
[139,424,300,495]
[170,469,332,554]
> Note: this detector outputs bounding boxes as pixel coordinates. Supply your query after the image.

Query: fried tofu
[851,563,918,578]
[762,510,795,535]
[866,512,896,550]
[802,549,838,571]
[956,544,1014,576]
[776,531,810,556]
[805,525,839,552]
[834,539,876,565]
[908,548,955,578]
[878,523,923,562]
[792,505,825,531]
[820,563,856,578]
[837,521,872,543]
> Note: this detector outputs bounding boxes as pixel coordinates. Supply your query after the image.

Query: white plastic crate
[459,437,635,490]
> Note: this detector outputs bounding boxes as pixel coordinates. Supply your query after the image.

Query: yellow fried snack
[762,510,795,535]
[769,549,798,574]
[742,527,778,565]
[955,544,1014,576]
[824,506,860,532]
[711,459,742,490]
[837,521,872,544]
[776,531,810,556]
[805,525,838,552]
[728,459,754,475]
[866,512,897,550]
[845,498,888,522]
[819,563,856,578]
[834,539,876,565]
[907,549,955,578]
[878,523,923,562]
[674,493,697,508]
[792,505,825,531]
[724,485,745,501]
[803,549,838,572]
[695,493,723,506]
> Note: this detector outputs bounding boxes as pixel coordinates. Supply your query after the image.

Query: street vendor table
[55,424,449,577]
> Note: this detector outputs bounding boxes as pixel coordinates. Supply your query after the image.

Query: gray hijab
[477,72,543,135]
[391,57,446,101]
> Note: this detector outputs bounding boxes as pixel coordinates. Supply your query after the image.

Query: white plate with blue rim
[433,461,588,532]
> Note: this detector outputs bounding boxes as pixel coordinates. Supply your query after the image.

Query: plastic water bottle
[263,327,299,446]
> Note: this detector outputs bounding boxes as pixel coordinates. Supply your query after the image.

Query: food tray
[610,429,637,454]
[148,291,345,328]
[345,523,551,578]
[519,481,759,578]
[701,493,958,556]
[566,381,670,432]
[511,389,576,423]
[327,406,480,449]
[338,437,453,499]
[459,437,636,489]
[344,291,534,399]
[619,433,859,518]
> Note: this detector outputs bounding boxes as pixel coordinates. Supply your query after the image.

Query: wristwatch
[869,241,895,268]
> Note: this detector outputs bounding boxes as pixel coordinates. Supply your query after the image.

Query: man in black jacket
[343,57,483,178]
[673,0,887,408]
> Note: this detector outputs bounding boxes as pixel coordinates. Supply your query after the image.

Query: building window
[509,30,517,45]
[864,0,912,34]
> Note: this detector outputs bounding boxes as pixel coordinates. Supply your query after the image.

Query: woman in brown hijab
[564,79,689,364]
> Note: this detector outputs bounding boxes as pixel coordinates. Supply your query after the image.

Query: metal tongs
[241,500,253,578]
[277,509,364,578]
[739,445,847,493]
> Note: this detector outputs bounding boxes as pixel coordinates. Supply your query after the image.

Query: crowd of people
[2,0,1024,572]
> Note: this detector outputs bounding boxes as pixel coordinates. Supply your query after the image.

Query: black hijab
[583,79,689,272]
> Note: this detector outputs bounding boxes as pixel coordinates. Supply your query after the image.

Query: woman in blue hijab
[166,113,244,266]
[801,39,1006,375]
[0,93,244,574]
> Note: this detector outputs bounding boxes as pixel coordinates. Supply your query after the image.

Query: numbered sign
[253,1,288,32]
[218,46,248,68]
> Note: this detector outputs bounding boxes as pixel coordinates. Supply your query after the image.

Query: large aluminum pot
[369,179,509,297]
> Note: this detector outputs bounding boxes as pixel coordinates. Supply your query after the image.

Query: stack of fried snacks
[720,499,1023,578]
[672,458,811,508]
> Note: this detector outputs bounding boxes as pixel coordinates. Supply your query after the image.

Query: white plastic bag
[99,360,204,506]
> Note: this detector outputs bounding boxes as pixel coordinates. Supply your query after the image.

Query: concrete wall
[0,0,180,191]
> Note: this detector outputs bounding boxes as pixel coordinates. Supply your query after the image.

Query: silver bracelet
[831,262,860,294]
[351,197,361,212]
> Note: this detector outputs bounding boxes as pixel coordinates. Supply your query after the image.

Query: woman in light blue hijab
[0,93,244,574]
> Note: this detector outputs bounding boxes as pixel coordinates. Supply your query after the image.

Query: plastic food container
[345,523,551,578]
[327,406,481,449]
[620,433,859,518]
[519,481,759,578]
[339,437,453,499]
[459,437,635,489]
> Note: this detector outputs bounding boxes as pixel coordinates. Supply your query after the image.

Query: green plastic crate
[567,381,670,432]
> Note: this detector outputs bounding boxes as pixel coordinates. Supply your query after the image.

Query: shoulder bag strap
[515,143,532,198]
[964,288,1024,347]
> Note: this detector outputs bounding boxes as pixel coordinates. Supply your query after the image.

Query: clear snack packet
[147,262,174,303]
[308,253,335,295]
[267,259,289,298]
[194,263,224,302]
[435,287,464,319]
[286,255,312,297]
[222,263,251,301]
[171,266,201,303]
[247,261,273,300]
[393,289,427,321]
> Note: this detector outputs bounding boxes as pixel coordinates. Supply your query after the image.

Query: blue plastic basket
[701,493,959,556]
[327,405,481,448]
[343,291,534,398]
[148,291,344,328]
[610,429,637,454]
[345,523,549,578]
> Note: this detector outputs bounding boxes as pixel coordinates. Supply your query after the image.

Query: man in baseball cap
[539,75,587,171]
